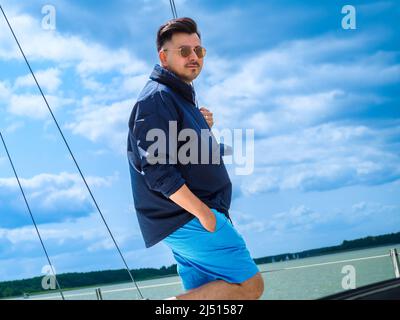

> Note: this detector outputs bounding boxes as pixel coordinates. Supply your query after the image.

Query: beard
[181,64,201,82]
[165,63,202,83]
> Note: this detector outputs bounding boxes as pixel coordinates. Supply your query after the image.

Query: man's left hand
[200,107,214,128]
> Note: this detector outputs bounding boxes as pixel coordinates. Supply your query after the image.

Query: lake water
[8,243,400,300]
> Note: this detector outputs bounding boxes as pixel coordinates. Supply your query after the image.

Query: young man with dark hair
[127,17,264,300]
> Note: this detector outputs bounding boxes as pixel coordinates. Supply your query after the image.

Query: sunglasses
[163,46,207,59]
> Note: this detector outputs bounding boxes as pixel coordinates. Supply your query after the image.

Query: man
[127,17,264,300]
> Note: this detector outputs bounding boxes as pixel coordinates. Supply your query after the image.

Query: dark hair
[156,17,201,52]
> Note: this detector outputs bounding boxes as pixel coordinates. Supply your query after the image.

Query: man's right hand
[169,184,217,232]
[198,209,217,232]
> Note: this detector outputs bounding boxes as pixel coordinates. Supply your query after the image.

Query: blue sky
[0,0,399,282]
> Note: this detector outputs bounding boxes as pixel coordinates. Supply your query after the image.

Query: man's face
[159,32,204,84]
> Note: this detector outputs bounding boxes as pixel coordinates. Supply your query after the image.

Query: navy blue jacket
[127,64,232,248]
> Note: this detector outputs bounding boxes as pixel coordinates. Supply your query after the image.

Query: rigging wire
[0,132,65,300]
[0,4,144,300]
[169,0,178,19]
[1,0,183,298]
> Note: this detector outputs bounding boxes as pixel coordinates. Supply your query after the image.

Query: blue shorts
[163,209,260,290]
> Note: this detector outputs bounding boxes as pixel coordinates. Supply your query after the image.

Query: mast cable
[0,4,144,300]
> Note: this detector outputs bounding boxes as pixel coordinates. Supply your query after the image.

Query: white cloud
[66,99,134,153]
[0,172,117,216]
[275,90,344,117]
[229,204,332,240]
[0,11,147,76]
[1,6,150,138]
[346,201,399,224]
[0,206,142,278]
[14,68,62,93]
[250,201,399,236]
[8,94,74,119]
[230,210,267,234]
[0,211,140,252]
[121,74,149,95]
[0,81,11,99]
[3,121,24,134]
[0,171,115,190]
[0,213,99,245]
[201,33,399,132]
[267,205,323,233]
[239,122,400,194]
[78,72,148,103]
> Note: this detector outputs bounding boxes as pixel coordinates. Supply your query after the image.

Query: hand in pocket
[198,209,217,232]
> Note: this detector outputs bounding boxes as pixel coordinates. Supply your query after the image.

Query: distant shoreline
[1,231,399,299]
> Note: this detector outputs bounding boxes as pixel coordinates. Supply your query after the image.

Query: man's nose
[187,49,199,61]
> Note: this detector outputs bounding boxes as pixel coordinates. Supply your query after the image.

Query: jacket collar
[150,64,197,106]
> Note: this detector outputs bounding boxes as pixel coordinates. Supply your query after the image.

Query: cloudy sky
[0,0,399,282]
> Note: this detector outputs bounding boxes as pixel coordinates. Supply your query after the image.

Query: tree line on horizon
[1,231,399,299]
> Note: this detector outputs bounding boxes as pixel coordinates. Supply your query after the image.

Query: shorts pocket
[210,209,229,232]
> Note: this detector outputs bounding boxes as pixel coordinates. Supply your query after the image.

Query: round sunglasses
[162,46,206,59]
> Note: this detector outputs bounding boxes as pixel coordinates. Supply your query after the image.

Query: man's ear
[159,50,168,68]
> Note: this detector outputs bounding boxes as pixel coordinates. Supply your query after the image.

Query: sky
[0,0,399,282]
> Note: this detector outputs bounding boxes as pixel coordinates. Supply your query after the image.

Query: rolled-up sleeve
[129,92,185,198]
